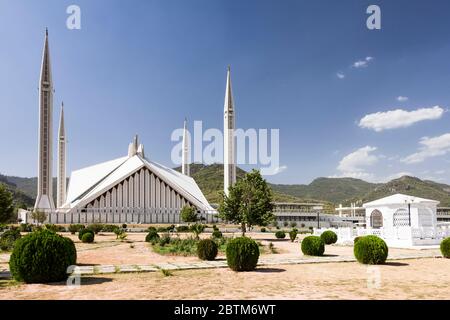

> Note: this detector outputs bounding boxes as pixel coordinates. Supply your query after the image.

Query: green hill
[271,177,379,204]
[361,176,450,207]
[174,164,307,204]
[3,166,450,210]
[0,174,35,208]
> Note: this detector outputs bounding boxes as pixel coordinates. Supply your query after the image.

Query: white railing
[314,226,450,244]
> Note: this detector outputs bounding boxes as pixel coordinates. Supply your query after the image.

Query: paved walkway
[0,250,442,279]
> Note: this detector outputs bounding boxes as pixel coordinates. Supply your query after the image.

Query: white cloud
[401,133,450,164]
[397,96,409,102]
[334,146,379,180]
[272,165,287,175]
[358,106,444,132]
[336,72,345,79]
[352,56,374,68]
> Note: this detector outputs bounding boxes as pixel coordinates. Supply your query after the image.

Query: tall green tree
[0,184,14,223]
[219,170,274,236]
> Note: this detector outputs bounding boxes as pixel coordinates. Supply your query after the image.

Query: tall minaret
[57,102,66,208]
[35,28,55,211]
[182,118,190,176]
[223,66,236,195]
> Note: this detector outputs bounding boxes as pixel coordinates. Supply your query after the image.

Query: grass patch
[0,279,20,288]
[160,269,173,277]
[150,236,267,256]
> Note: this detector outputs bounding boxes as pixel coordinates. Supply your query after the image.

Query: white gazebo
[364,194,438,230]
[315,194,450,248]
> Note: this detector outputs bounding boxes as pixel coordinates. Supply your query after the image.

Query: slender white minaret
[223,66,236,195]
[57,102,66,208]
[35,28,55,211]
[182,118,190,176]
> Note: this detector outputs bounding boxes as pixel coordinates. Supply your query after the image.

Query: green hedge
[440,237,450,258]
[275,231,286,239]
[81,232,94,243]
[68,224,85,234]
[301,236,325,256]
[226,237,260,271]
[145,230,160,243]
[0,229,21,251]
[212,230,223,239]
[176,225,190,233]
[78,228,94,241]
[320,230,338,245]
[289,230,298,242]
[197,239,218,261]
[9,229,77,283]
[354,235,388,264]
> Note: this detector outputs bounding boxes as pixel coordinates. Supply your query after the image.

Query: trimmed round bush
[320,230,338,245]
[354,236,363,244]
[275,231,286,239]
[260,227,266,233]
[440,237,450,258]
[354,235,388,265]
[301,236,325,256]
[197,239,218,261]
[145,230,160,242]
[0,229,21,251]
[78,228,94,241]
[212,230,223,239]
[81,232,94,243]
[9,229,77,283]
[226,237,260,271]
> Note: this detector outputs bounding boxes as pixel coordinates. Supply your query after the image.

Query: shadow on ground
[47,276,114,286]
[383,262,409,267]
[254,268,286,273]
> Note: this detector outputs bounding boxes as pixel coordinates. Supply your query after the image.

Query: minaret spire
[182,118,190,176]
[223,66,236,195]
[57,102,66,208]
[35,28,55,211]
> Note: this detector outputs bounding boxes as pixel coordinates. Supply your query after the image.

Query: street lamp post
[313,206,323,229]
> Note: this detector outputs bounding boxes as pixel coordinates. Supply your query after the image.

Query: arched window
[370,210,383,228]
[393,208,410,227]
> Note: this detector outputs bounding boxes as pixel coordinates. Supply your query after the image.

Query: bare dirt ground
[1,258,449,300]
[0,231,448,300]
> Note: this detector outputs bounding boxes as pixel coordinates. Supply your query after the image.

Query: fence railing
[23,208,220,225]
[314,226,450,243]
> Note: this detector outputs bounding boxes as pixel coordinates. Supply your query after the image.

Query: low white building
[315,194,450,248]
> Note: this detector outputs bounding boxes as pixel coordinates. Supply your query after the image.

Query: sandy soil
[1,258,449,300]
[0,231,448,300]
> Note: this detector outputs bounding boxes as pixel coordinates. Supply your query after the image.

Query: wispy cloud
[358,106,444,132]
[336,72,345,79]
[333,146,379,180]
[352,56,374,68]
[272,165,288,175]
[397,96,409,102]
[401,133,450,164]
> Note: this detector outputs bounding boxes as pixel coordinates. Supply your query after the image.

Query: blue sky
[0,0,449,184]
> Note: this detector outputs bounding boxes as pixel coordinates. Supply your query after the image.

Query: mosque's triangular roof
[64,149,212,211]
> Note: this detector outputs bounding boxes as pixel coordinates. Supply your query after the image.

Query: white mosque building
[28,29,239,224]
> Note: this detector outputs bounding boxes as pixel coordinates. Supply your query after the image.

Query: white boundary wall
[20,208,220,225]
[314,226,450,247]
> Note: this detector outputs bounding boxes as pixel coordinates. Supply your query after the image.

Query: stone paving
[0,250,442,279]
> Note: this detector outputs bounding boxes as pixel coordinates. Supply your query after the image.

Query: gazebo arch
[370,209,383,228]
